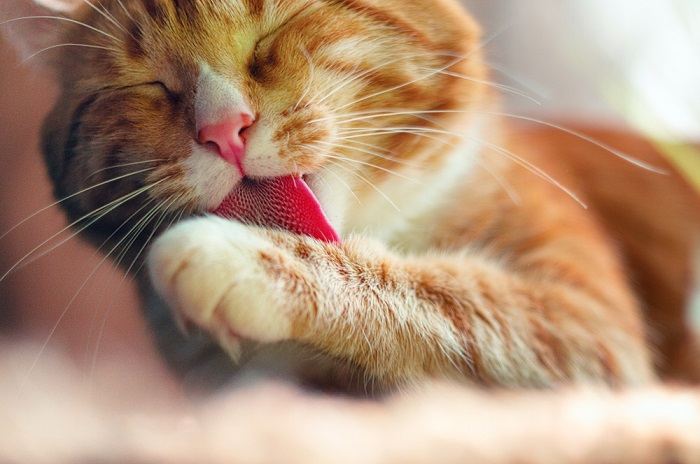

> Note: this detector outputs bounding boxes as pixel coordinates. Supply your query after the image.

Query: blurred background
[0,0,698,391]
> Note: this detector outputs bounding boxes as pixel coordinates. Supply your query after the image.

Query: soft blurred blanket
[2,345,699,464]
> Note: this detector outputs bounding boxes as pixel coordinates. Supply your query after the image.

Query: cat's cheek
[147,216,294,353]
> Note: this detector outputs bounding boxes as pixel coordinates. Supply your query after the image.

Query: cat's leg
[148,216,654,388]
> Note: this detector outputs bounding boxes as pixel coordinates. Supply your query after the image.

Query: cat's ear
[1,0,82,63]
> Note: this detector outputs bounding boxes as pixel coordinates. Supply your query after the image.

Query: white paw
[148,216,293,358]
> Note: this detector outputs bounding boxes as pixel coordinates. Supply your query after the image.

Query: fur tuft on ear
[0,0,81,63]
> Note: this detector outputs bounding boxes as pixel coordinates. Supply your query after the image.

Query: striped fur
[2,0,698,390]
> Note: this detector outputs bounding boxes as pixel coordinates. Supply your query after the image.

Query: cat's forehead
[115,0,317,71]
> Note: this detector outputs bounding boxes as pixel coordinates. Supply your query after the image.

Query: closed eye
[144,80,180,103]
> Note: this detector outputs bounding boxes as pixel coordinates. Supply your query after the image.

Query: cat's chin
[212,175,340,243]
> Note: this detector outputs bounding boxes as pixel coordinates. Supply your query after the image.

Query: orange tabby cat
[2,0,698,390]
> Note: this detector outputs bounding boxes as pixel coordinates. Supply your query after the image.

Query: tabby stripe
[325,0,434,47]
[245,0,265,17]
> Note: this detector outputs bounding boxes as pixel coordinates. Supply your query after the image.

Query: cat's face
[3,0,484,258]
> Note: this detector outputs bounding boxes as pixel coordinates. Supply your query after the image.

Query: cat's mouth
[213,175,340,243]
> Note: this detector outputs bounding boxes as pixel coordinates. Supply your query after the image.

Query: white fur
[183,142,241,210]
[240,117,292,178]
[343,117,485,247]
[149,217,294,359]
[195,63,252,131]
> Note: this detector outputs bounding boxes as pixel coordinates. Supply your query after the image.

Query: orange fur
[1,0,698,390]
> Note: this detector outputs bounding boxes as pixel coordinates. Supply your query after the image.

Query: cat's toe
[148,216,293,352]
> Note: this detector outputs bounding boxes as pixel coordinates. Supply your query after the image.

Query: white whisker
[23,43,117,63]
[1,179,167,282]
[489,112,669,174]
[0,167,156,242]
[325,159,400,212]
[81,0,127,33]
[1,16,120,42]
[87,159,163,179]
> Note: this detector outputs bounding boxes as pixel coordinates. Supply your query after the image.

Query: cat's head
[2,0,485,260]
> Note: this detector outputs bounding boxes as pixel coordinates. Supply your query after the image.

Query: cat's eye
[145,81,179,102]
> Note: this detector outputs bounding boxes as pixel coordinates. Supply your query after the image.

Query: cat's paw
[148,216,295,359]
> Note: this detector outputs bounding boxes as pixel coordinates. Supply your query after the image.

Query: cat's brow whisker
[81,0,128,34]
[1,179,167,282]
[115,0,138,25]
[22,43,118,63]
[0,16,120,43]
[0,167,156,242]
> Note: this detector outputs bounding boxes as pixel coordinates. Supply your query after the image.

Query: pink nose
[198,113,255,173]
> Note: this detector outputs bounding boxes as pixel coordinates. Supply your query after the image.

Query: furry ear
[1,0,81,63]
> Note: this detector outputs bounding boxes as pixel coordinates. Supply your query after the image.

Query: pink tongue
[213,176,340,243]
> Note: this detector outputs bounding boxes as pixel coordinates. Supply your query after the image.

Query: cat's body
[2,0,698,391]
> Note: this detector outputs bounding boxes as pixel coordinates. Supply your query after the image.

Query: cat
[2,0,698,392]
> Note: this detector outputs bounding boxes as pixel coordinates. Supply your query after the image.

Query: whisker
[321,153,421,184]
[331,27,507,114]
[80,195,162,368]
[81,0,127,34]
[337,138,393,154]
[314,50,458,108]
[316,163,362,205]
[1,179,167,282]
[1,16,120,42]
[337,128,456,148]
[318,140,424,170]
[294,45,316,111]
[420,68,542,106]
[470,136,587,208]
[333,55,467,113]
[341,125,585,207]
[0,167,156,241]
[22,43,117,63]
[325,159,400,212]
[477,159,521,206]
[89,195,182,377]
[23,194,163,391]
[115,0,138,25]
[86,159,164,179]
[335,108,668,174]
[488,112,669,174]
